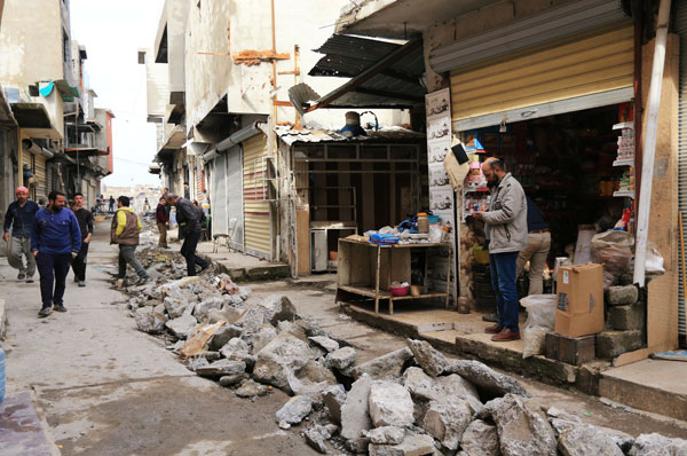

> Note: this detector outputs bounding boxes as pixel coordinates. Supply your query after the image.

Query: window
[137,51,146,65]
[62,31,70,63]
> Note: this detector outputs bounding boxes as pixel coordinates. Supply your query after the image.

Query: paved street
[0,227,316,456]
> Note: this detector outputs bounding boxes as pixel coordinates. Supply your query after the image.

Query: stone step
[599,359,687,422]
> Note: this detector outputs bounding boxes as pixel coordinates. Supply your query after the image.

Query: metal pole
[633,0,671,285]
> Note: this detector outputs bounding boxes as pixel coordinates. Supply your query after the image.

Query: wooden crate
[545,332,596,366]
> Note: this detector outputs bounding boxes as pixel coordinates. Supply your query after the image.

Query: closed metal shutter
[226,146,244,250]
[243,134,273,259]
[211,153,229,237]
[450,26,634,127]
[23,152,48,201]
[677,0,687,338]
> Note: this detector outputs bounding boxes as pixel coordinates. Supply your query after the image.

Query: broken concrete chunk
[326,346,357,372]
[164,297,190,319]
[134,307,167,334]
[481,394,556,456]
[437,374,483,414]
[297,359,338,386]
[276,395,313,429]
[351,347,413,380]
[368,431,435,456]
[460,419,499,456]
[341,374,373,453]
[219,373,247,387]
[193,297,225,322]
[309,335,340,353]
[628,433,687,456]
[277,320,308,341]
[244,324,278,354]
[208,324,243,351]
[368,381,414,428]
[422,399,473,451]
[219,337,252,364]
[596,330,643,359]
[407,339,450,377]
[165,314,198,339]
[252,333,313,393]
[186,356,210,372]
[447,360,528,397]
[304,425,330,454]
[365,426,406,446]
[557,422,626,456]
[402,366,442,402]
[606,285,639,306]
[235,379,270,398]
[322,384,347,425]
[195,359,246,379]
[261,294,298,325]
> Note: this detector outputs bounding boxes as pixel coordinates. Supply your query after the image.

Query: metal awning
[11,103,52,128]
[298,34,425,111]
[65,147,110,157]
[0,86,17,127]
[202,122,265,163]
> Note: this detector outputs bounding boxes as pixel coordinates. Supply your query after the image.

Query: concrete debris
[309,336,340,353]
[277,320,309,341]
[164,297,191,319]
[193,297,225,322]
[260,294,298,326]
[628,433,687,456]
[364,426,406,445]
[368,381,414,428]
[195,359,246,379]
[448,359,528,397]
[209,324,244,351]
[276,395,313,429]
[341,374,373,453]
[368,430,435,456]
[219,373,248,387]
[606,285,639,306]
[235,378,270,398]
[325,346,357,372]
[322,384,347,425]
[422,399,473,450]
[186,356,210,372]
[407,338,450,377]
[252,333,313,393]
[438,374,483,414]
[243,324,278,353]
[304,424,338,454]
[219,337,252,363]
[557,422,625,456]
[297,359,338,387]
[164,314,198,339]
[134,307,167,334]
[480,394,557,456]
[351,347,413,380]
[460,419,500,456]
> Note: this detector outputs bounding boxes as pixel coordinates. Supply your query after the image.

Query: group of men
[473,157,550,342]
[3,187,210,318]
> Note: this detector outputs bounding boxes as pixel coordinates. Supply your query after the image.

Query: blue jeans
[36,252,72,309]
[489,252,520,332]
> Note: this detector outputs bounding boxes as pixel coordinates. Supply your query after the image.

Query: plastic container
[389,284,410,297]
[417,212,429,234]
[0,347,5,403]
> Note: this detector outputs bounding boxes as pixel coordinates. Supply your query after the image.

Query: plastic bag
[646,244,665,276]
[520,294,557,359]
[591,230,634,288]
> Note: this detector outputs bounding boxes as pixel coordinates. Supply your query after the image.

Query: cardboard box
[555,264,604,337]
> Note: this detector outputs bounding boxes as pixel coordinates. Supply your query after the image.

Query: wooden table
[336,237,451,314]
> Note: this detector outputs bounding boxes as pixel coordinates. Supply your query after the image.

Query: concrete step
[599,359,687,422]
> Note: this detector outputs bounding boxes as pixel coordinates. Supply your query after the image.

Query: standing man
[165,193,209,276]
[111,196,149,287]
[155,197,169,248]
[71,193,94,287]
[516,196,551,296]
[473,158,528,342]
[31,191,81,317]
[108,196,115,214]
[3,186,39,283]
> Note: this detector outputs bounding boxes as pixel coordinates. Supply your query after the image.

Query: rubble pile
[120,268,687,455]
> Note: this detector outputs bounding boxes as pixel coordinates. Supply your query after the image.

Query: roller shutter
[677,0,687,339]
[450,26,634,129]
[211,153,229,237]
[242,134,273,259]
[226,146,244,251]
[23,151,48,202]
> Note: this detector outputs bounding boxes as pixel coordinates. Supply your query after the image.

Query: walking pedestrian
[165,193,209,276]
[516,196,551,296]
[111,196,149,287]
[473,157,528,342]
[155,197,169,248]
[3,186,39,283]
[108,196,115,214]
[71,192,94,287]
[31,191,82,317]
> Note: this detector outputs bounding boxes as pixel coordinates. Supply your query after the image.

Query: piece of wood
[232,50,290,65]
[545,332,596,366]
[296,207,310,276]
[612,348,651,367]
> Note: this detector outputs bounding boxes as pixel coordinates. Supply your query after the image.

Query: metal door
[676,0,687,339]
[211,153,229,237]
[226,146,244,250]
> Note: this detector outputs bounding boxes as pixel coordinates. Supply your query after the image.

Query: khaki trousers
[6,236,36,277]
[157,223,168,248]
[516,231,551,295]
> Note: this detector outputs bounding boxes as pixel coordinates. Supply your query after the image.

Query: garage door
[211,153,229,237]
[226,146,244,251]
[243,134,273,260]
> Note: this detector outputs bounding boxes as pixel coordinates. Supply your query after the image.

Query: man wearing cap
[3,186,39,283]
[165,193,209,276]
[473,158,528,342]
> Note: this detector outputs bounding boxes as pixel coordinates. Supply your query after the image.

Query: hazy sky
[70,0,165,188]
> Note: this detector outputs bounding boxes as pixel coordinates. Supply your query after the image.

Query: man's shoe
[484,324,503,334]
[38,307,52,318]
[25,276,34,283]
[482,313,499,323]
[17,272,25,281]
[136,276,150,286]
[491,328,521,342]
[115,278,125,289]
[78,281,86,287]
[53,305,67,313]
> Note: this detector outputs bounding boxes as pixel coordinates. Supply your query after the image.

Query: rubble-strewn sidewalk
[120,231,687,455]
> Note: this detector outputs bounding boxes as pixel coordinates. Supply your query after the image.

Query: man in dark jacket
[165,193,209,276]
[31,191,82,317]
[70,193,94,287]
[155,197,169,248]
[111,196,149,287]
[3,186,39,282]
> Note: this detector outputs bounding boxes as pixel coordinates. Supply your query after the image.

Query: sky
[70,0,165,188]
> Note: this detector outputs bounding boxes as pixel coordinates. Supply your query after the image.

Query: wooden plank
[297,207,310,275]
[612,348,651,367]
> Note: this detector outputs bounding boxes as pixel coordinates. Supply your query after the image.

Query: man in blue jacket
[31,191,81,317]
[3,186,39,282]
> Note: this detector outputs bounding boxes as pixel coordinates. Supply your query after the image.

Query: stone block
[606,285,638,306]
[607,305,645,331]
[596,330,643,359]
